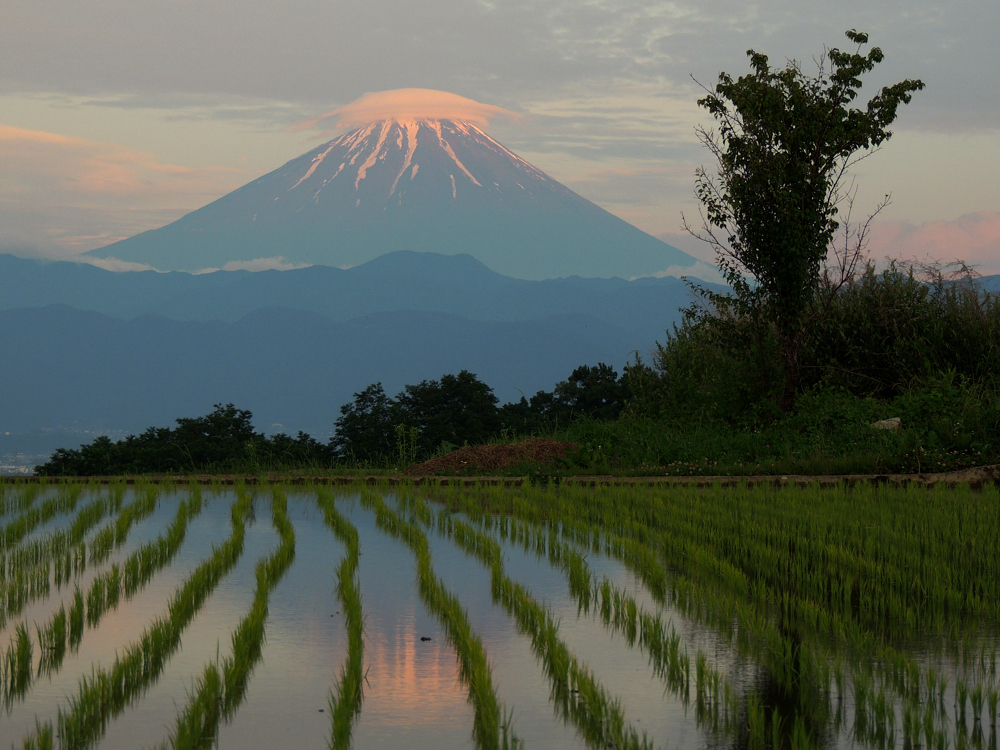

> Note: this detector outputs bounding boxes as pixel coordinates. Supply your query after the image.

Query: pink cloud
[0,126,244,201]
[867,212,1000,275]
[293,89,520,134]
[0,125,249,255]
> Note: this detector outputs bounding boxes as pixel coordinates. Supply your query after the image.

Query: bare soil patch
[404,438,577,475]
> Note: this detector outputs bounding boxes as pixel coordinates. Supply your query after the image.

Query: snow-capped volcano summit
[280,117,578,221]
[88,92,697,279]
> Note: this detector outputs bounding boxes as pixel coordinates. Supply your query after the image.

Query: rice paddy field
[0,478,998,750]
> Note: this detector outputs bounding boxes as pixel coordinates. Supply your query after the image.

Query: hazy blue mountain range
[0,251,710,343]
[0,304,648,440]
[84,117,697,279]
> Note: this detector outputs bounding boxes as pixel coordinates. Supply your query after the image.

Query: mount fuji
[87,96,698,279]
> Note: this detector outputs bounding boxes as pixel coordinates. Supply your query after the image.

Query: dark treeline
[35,365,629,475]
[34,263,1000,476]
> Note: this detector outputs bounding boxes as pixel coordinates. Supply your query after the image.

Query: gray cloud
[0,0,994,132]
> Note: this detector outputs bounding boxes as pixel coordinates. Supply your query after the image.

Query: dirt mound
[405,439,577,475]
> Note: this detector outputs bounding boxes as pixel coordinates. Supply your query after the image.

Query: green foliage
[606,262,1000,475]
[333,370,502,462]
[398,370,502,454]
[330,383,399,462]
[35,404,334,476]
[364,490,515,749]
[692,29,923,409]
[805,262,1000,395]
[499,363,631,434]
[317,492,366,750]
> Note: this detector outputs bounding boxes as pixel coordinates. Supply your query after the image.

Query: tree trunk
[778,334,801,412]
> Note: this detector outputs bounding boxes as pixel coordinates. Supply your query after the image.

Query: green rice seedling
[747,692,766,750]
[317,490,366,750]
[433,485,746,739]
[0,498,108,626]
[363,491,514,750]
[0,484,85,553]
[971,682,986,723]
[469,480,998,748]
[164,489,296,749]
[3,622,33,705]
[21,720,53,750]
[0,484,41,521]
[19,490,252,750]
[0,485,154,630]
[771,708,784,750]
[166,665,224,750]
[89,486,159,564]
[437,510,652,750]
[68,585,84,649]
[36,604,67,673]
[220,490,295,717]
[988,689,998,728]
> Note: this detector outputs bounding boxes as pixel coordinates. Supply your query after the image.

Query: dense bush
[630,263,1000,423]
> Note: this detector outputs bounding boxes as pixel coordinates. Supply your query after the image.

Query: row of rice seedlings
[412,489,652,750]
[0,495,113,625]
[73,491,203,649]
[2,487,196,707]
[426,482,833,745]
[429,493,743,740]
[437,480,1000,748]
[88,483,159,564]
[1,484,159,631]
[361,490,521,750]
[16,488,254,750]
[163,488,296,750]
[1,490,113,579]
[0,483,44,522]
[1,622,33,703]
[466,502,734,718]
[461,480,1000,643]
[0,482,87,554]
[316,489,367,750]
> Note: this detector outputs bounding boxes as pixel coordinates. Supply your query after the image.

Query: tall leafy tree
[397,370,500,455]
[330,383,400,461]
[686,30,923,410]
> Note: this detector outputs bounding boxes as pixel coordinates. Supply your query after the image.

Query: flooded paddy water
[0,479,997,749]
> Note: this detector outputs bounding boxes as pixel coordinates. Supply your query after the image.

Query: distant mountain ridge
[85,117,697,279]
[0,251,713,343]
[0,304,647,439]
